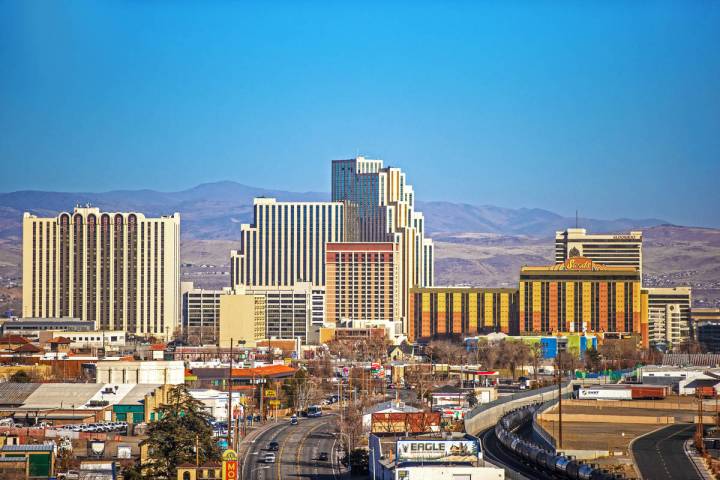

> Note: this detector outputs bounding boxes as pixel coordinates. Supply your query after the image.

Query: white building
[95,360,185,385]
[555,228,643,277]
[644,287,692,350]
[188,388,244,421]
[40,330,127,350]
[230,198,345,289]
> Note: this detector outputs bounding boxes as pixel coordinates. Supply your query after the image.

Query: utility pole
[557,361,563,450]
[227,337,233,449]
[195,434,199,467]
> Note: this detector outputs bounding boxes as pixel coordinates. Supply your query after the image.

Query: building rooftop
[230,365,297,378]
[0,383,41,406]
[117,384,162,406]
[1,444,54,452]
[21,383,105,410]
[0,335,30,344]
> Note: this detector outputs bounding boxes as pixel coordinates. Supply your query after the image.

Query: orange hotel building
[325,242,400,325]
[519,257,644,338]
[408,287,518,342]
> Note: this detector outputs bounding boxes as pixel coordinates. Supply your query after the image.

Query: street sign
[268,400,281,407]
[264,389,276,398]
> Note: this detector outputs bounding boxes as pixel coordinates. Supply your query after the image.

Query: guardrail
[465,382,573,435]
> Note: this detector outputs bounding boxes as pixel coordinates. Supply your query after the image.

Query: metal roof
[21,383,104,410]
[0,383,41,405]
[117,384,161,405]
[1,444,54,452]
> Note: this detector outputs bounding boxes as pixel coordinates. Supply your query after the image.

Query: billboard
[396,439,479,463]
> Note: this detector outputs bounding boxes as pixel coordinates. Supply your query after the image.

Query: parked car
[290,415,298,425]
[319,452,329,461]
[268,441,279,451]
[264,453,276,463]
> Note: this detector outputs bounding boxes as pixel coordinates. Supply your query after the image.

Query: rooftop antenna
[575,210,579,229]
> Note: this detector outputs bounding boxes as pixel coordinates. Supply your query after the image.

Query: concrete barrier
[464,383,573,435]
[537,413,674,424]
[562,399,695,411]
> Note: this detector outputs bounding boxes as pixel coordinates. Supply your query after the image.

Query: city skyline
[1,2,719,227]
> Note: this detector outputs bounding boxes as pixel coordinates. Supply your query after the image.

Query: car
[268,441,279,451]
[264,453,276,463]
[319,452,329,461]
[290,415,298,425]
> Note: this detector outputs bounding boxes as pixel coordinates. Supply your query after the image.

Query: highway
[632,423,703,480]
[241,415,345,480]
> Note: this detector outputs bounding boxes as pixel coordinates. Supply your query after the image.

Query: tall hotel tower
[555,228,643,277]
[230,198,345,288]
[22,207,180,338]
[332,156,434,328]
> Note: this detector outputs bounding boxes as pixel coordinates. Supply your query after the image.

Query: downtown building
[332,156,434,333]
[518,257,642,337]
[230,198,344,289]
[555,228,643,277]
[228,198,343,342]
[642,287,692,350]
[325,242,401,336]
[693,308,720,353]
[22,207,180,339]
[407,287,518,342]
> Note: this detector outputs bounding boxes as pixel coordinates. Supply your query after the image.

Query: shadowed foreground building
[22,206,180,339]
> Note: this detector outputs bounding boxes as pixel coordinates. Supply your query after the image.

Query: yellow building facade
[218,294,266,348]
[408,287,518,342]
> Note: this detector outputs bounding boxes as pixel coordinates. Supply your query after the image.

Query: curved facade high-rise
[332,156,434,331]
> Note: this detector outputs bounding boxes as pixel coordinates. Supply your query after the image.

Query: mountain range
[0,181,672,240]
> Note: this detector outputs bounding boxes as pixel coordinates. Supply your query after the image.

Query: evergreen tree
[141,385,221,479]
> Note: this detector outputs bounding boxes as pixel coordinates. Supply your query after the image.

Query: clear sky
[1,1,718,227]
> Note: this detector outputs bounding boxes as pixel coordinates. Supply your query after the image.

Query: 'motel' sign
[222,449,238,480]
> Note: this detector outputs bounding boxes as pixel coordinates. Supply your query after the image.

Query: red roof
[230,365,297,378]
[48,337,72,344]
[13,343,42,353]
[0,336,30,344]
[150,344,166,351]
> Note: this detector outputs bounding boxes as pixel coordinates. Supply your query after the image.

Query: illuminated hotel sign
[547,257,608,271]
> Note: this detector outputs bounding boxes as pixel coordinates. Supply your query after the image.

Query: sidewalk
[684,439,715,480]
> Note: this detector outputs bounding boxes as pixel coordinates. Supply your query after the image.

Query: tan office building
[218,293,266,348]
[22,207,180,338]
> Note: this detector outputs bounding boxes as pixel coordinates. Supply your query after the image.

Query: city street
[241,415,345,480]
[632,424,704,480]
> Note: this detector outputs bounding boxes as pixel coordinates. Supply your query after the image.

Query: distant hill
[417,201,667,236]
[0,181,671,240]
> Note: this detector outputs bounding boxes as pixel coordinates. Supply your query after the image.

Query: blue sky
[1,1,718,227]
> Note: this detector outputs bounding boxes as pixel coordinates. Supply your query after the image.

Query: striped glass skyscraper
[230,198,345,288]
[331,156,434,328]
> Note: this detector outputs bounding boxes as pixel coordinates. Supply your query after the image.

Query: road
[632,423,703,480]
[241,415,345,480]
